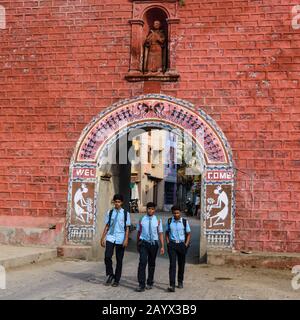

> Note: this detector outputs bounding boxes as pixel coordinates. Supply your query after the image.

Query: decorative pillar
[167,18,180,75]
[128,19,144,74]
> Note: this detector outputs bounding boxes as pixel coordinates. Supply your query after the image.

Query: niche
[126,1,180,82]
[142,8,169,74]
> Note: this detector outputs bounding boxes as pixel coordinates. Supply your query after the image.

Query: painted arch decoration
[66,94,236,248]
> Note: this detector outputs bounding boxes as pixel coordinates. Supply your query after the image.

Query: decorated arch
[66,94,235,249]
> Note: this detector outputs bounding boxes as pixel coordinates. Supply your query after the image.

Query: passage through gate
[66,94,235,250]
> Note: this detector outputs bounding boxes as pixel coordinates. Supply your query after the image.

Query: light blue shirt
[166,217,191,242]
[136,215,163,243]
[104,208,131,245]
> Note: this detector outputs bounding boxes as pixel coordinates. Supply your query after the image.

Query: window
[170,147,175,162]
[165,182,175,205]
[148,147,151,163]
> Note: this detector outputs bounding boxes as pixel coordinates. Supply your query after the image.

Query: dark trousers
[137,240,159,288]
[104,240,125,283]
[168,241,187,287]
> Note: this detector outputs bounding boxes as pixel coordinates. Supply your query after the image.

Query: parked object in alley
[184,198,194,216]
[129,199,139,213]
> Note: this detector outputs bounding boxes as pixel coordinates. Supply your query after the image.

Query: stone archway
[66,94,235,261]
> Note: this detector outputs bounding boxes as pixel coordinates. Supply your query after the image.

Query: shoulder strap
[108,209,114,227]
[155,216,162,231]
[157,216,161,226]
[137,216,144,240]
[182,218,187,233]
[182,218,190,244]
[167,217,172,232]
[124,211,128,231]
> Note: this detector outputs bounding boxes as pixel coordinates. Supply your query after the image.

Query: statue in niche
[143,20,167,74]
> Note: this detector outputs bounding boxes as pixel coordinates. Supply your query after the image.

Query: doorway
[66,94,235,262]
[96,126,205,262]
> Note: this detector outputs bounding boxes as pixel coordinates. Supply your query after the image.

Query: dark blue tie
[149,216,153,244]
[110,210,119,235]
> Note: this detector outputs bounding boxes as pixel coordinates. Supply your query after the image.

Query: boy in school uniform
[100,194,131,287]
[135,202,165,292]
[165,205,191,292]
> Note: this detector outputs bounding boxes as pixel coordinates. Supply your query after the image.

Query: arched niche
[126,1,180,82]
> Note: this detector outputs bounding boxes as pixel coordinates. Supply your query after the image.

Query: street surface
[0,214,299,300]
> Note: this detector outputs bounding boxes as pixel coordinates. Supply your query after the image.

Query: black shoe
[168,286,175,292]
[146,284,153,290]
[111,281,119,287]
[177,283,183,289]
[135,286,145,292]
[105,275,114,286]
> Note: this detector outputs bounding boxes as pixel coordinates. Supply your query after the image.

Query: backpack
[167,217,190,246]
[108,209,128,232]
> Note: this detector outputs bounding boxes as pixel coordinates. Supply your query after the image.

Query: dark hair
[146,202,156,209]
[171,205,181,213]
[113,194,124,202]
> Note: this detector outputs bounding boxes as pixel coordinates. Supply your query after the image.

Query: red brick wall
[0,0,299,252]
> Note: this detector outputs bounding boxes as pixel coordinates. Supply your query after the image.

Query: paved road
[0,213,299,300]
[0,251,299,300]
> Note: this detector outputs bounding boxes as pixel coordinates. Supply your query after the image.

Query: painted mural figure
[207,185,229,228]
[85,197,93,222]
[143,20,166,73]
[153,102,164,117]
[74,183,92,223]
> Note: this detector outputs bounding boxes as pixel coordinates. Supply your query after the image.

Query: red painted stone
[0,0,299,253]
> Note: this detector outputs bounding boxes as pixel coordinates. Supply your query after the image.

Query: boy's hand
[100,238,106,248]
[160,247,165,255]
[123,239,128,248]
